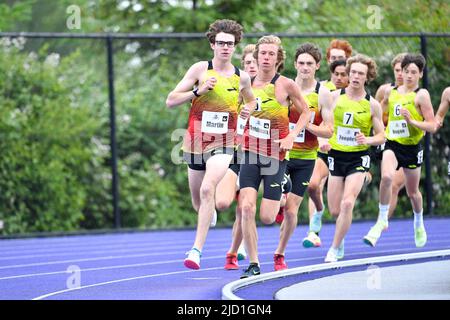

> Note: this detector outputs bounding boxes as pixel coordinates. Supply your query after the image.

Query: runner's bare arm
[435,87,450,131]
[238,71,257,119]
[287,80,310,138]
[306,87,334,139]
[380,86,392,126]
[401,89,434,133]
[275,79,310,151]
[166,61,216,108]
[375,83,388,103]
[356,98,385,146]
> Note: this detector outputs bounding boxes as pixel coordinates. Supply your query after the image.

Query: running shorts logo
[270,183,280,188]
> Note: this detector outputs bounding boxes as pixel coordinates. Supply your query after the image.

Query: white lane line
[2,235,449,272]
[4,241,446,283]
[0,238,236,261]
[3,229,449,261]
[30,247,449,301]
[31,266,226,300]
[3,220,448,253]
[0,238,280,269]
[0,234,235,256]
[3,217,449,256]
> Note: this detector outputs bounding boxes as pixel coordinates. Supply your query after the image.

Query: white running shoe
[324,247,338,263]
[302,231,322,248]
[184,248,201,270]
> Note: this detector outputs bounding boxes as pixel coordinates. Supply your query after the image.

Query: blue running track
[0,217,449,300]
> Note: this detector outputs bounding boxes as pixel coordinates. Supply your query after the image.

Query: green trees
[0,43,97,233]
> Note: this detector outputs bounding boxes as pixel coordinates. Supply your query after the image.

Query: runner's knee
[200,182,215,200]
[260,212,275,225]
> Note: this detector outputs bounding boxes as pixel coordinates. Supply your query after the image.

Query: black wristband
[193,89,200,97]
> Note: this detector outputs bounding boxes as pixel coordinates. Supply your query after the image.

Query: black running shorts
[183,147,234,171]
[239,151,287,201]
[286,158,315,197]
[328,149,370,177]
[228,149,243,176]
[317,151,329,167]
[383,139,423,170]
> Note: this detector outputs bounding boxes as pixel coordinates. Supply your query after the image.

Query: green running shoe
[363,220,388,247]
[414,225,427,248]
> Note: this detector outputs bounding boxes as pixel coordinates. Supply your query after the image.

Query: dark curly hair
[295,42,322,64]
[205,19,243,45]
[401,53,426,72]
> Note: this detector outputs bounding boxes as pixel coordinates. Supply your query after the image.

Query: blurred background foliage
[0,0,448,235]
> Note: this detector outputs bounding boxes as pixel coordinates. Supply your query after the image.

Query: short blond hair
[254,35,286,72]
[391,53,407,68]
[346,54,378,83]
[241,44,256,68]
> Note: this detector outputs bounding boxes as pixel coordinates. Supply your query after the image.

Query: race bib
[361,155,371,168]
[328,156,334,171]
[249,116,270,139]
[336,126,360,146]
[389,120,410,138]
[237,116,247,135]
[201,111,229,134]
[289,112,315,143]
[417,150,423,164]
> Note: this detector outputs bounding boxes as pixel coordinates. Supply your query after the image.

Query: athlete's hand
[319,141,331,152]
[400,108,412,123]
[355,132,367,145]
[435,115,444,130]
[275,134,295,152]
[239,104,252,120]
[198,77,217,95]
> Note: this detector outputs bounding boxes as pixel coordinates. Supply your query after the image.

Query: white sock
[378,203,389,222]
[414,210,424,229]
[314,207,324,218]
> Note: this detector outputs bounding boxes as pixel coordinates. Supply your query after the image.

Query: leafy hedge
[0,43,96,233]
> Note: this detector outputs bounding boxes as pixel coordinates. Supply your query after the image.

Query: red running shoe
[274,253,287,271]
[275,206,285,224]
[224,253,239,270]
